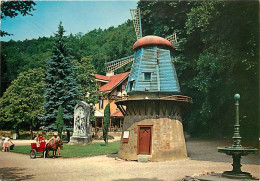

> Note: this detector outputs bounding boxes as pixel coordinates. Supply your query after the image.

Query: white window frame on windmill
[143,72,152,82]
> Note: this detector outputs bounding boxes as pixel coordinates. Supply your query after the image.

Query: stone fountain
[217,94,257,179]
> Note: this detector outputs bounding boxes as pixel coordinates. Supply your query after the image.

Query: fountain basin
[217,146,257,179]
[218,146,257,156]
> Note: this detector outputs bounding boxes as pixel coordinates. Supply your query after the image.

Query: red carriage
[29,136,63,159]
[30,137,46,159]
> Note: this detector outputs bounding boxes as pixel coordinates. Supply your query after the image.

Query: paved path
[0,139,259,181]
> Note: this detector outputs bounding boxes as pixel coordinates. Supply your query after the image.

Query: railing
[160,95,193,103]
[110,95,129,101]
[114,95,192,103]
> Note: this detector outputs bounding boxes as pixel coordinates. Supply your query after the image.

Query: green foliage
[42,22,80,126]
[1,37,53,96]
[1,21,135,96]
[56,105,64,138]
[75,56,100,103]
[0,68,45,134]
[67,20,136,74]
[1,0,36,36]
[74,56,101,122]
[103,104,110,144]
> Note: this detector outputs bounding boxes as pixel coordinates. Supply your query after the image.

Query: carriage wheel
[30,149,37,159]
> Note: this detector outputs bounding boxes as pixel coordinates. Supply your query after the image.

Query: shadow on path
[0,167,34,181]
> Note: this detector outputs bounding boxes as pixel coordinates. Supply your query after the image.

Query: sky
[1,1,138,42]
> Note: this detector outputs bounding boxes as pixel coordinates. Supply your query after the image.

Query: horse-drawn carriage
[30,138,63,159]
[30,141,46,159]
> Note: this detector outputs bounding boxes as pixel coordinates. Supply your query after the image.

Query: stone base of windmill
[118,116,187,162]
[69,134,92,144]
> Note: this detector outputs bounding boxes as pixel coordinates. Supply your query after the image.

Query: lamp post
[232,94,241,148]
[217,93,257,179]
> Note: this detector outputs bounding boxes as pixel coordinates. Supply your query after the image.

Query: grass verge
[10,141,120,158]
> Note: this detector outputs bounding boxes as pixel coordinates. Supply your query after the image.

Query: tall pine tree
[56,105,64,138]
[42,22,80,126]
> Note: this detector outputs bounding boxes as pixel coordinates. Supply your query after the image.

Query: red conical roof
[133,35,174,51]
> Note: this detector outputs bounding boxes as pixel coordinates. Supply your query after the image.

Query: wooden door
[138,127,152,155]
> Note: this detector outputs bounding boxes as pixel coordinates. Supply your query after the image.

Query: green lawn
[10,141,120,158]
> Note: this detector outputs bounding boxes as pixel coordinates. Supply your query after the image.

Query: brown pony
[46,139,63,158]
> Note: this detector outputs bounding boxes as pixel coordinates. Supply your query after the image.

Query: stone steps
[137,154,151,162]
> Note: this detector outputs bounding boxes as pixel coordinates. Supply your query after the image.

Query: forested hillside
[1,20,136,94]
[1,1,258,140]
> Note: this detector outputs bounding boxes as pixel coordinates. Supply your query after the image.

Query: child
[34,134,40,147]
[1,136,5,152]
[3,137,13,152]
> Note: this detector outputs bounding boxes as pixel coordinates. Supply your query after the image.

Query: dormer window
[144,72,152,81]
[117,85,121,92]
[129,80,135,91]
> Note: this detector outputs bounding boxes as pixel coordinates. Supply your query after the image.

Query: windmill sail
[165,33,178,45]
[105,55,134,73]
[130,9,142,40]
[105,9,178,74]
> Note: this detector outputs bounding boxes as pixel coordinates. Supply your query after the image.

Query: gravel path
[0,139,259,181]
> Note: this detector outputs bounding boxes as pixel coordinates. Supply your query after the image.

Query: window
[144,72,152,81]
[99,100,103,109]
[117,85,121,92]
[129,81,134,91]
[122,84,126,91]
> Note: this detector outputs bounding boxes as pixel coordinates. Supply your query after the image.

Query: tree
[103,104,110,145]
[1,0,36,36]
[75,56,99,102]
[1,21,135,95]
[75,56,101,123]
[1,37,53,96]
[0,68,45,138]
[56,105,64,139]
[184,1,258,138]
[42,22,80,127]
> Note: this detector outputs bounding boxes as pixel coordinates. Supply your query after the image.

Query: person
[3,137,13,152]
[47,132,61,155]
[34,134,40,147]
[1,135,5,152]
[47,132,60,144]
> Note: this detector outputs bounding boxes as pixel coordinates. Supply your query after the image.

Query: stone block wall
[118,115,187,161]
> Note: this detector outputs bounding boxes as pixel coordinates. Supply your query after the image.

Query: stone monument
[69,101,92,144]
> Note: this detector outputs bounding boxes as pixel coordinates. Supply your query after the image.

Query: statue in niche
[70,101,91,144]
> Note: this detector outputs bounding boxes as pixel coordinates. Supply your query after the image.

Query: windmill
[105,8,178,75]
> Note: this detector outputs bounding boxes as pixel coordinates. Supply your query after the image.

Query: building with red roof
[93,72,129,132]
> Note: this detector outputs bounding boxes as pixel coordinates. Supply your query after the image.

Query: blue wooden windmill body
[126,35,180,95]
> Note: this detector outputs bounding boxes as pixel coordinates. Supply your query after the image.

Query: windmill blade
[130,9,142,40]
[105,55,134,73]
[165,33,178,45]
